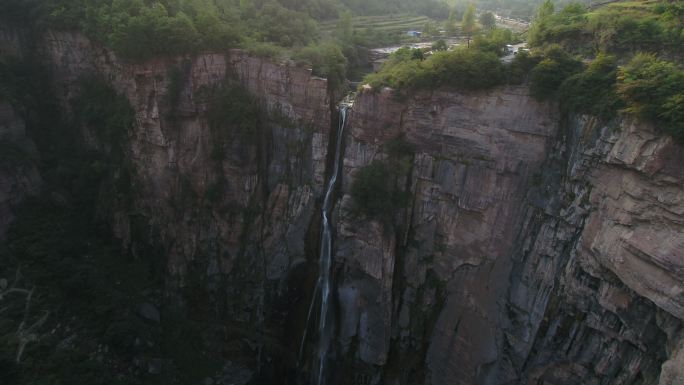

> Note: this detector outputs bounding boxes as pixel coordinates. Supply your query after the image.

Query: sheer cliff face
[506,116,684,385]
[7,30,334,374]
[41,30,331,288]
[336,89,683,385]
[335,88,559,383]
[2,28,683,385]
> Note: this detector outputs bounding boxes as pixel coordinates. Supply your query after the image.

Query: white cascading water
[299,102,351,385]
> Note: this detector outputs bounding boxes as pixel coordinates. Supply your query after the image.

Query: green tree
[472,27,513,56]
[336,10,353,43]
[294,42,348,88]
[461,4,477,47]
[536,0,555,20]
[559,53,621,119]
[432,39,448,51]
[528,0,555,47]
[479,11,496,30]
[529,45,583,99]
[423,20,438,37]
[239,0,256,18]
[446,7,459,36]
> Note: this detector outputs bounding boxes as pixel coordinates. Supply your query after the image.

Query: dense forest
[0,0,448,55]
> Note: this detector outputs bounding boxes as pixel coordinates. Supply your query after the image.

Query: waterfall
[299,101,351,385]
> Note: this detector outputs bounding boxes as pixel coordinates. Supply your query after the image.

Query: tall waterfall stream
[299,100,352,385]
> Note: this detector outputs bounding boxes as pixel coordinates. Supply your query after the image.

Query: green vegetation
[0,1,276,59]
[432,39,448,51]
[293,42,349,87]
[529,0,684,56]
[350,136,414,220]
[524,1,684,143]
[559,52,622,119]
[479,11,496,31]
[1,0,451,61]
[461,4,478,46]
[318,13,434,35]
[446,8,459,35]
[472,27,514,55]
[529,44,582,99]
[71,77,135,152]
[0,55,239,385]
[617,53,684,142]
[204,81,260,141]
[364,45,505,91]
[473,0,593,20]
[350,160,395,218]
[0,59,158,385]
[506,50,539,84]
[1,199,153,385]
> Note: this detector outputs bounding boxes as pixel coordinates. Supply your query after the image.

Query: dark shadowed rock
[136,303,160,323]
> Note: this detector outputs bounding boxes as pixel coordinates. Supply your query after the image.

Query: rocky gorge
[0,24,682,385]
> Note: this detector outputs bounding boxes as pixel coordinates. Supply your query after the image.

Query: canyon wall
[1,26,682,384]
[334,88,684,385]
[1,27,335,379]
[41,29,332,287]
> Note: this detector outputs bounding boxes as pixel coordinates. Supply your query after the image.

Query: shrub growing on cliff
[559,53,622,120]
[617,53,684,143]
[529,45,582,100]
[363,46,505,92]
[506,50,540,85]
[244,40,284,60]
[529,2,588,50]
[528,0,684,56]
[351,160,395,219]
[293,42,348,87]
[350,136,414,220]
[204,82,259,143]
[71,77,135,156]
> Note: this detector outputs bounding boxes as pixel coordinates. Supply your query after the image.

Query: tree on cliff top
[461,4,477,47]
[479,11,496,31]
[617,53,684,143]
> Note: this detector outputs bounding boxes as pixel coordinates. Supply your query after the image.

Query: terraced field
[319,14,435,34]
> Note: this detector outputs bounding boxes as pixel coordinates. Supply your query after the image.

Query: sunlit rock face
[1,26,682,385]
